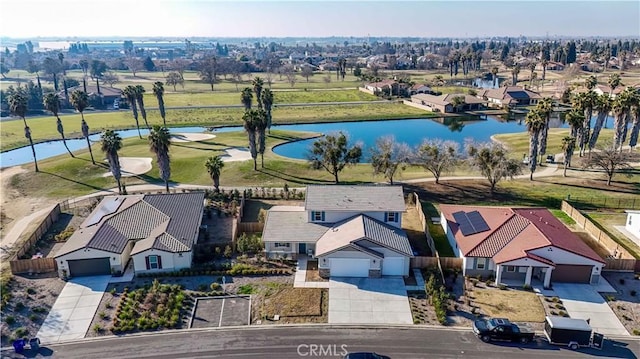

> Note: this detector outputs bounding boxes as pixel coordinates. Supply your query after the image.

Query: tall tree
[628,95,640,152]
[511,64,520,86]
[612,88,634,151]
[466,142,522,193]
[198,55,218,91]
[152,81,167,126]
[89,60,107,95]
[9,92,38,172]
[413,139,459,184]
[262,89,274,133]
[525,108,545,180]
[100,129,123,194]
[70,90,95,164]
[585,143,632,185]
[307,132,362,184]
[123,85,142,138]
[252,77,264,109]
[536,97,554,163]
[43,93,73,157]
[541,59,548,81]
[561,136,576,177]
[242,110,260,170]
[607,73,622,96]
[491,66,499,86]
[369,136,410,185]
[565,108,585,139]
[589,93,612,153]
[254,109,269,168]
[134,85,150,130]
[149,125,172,193]
[240,87,253,110]
[450,96,466,113]
[204,155,225,192]
[165,72,183,91]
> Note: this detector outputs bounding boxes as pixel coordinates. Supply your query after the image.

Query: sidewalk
[294,258,330,288]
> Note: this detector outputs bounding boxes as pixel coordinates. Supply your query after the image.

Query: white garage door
[330,258,369,277]
[382,257,406,276]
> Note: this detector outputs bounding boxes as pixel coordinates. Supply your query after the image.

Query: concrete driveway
[38,276,110,343]
[552,283,629,336]
[328,277,412,324]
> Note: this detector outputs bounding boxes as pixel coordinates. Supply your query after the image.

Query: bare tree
[413,139,459,184]
[169,59,190,78]
[323,75,332,87]
[369,136,411,184]
[165,72,184,91]
[584,144,633,185]
[123,57,144,77]
[102,71,119,87]
[301,66,314,82]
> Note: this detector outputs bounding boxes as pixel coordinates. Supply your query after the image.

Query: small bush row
[136,268,290,278]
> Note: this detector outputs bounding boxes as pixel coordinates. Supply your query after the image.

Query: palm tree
[450,96,466,113]
[589,93,612,153]
[135,85,150,130]
[536,97,553,164]
[628,96,640,152]
[585,75,598,91]
[252,77,264,109]
[262,89,274,133]
[606,73,622,129]
[240,87,253,110]
[123,85,141,138]
[204,155,225,192]
[148,125,172,193]
[70,90,95,164]
[541,59,548,82]
[528,62,536,82]
[491,66,499,86]
[43,92,73,157]
[242,110,260,170]
[100,129,123,194]
[565,109,585,139]
[511,64,520,86]
[525,108,545,180]
[9,92,39,172]
[572,91,596,156]
[153,82,167,126]
[561,136,576,177]
[254,109,269,168]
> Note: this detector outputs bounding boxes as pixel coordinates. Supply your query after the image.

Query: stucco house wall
[132,249,192,273]
[56,247,127,278]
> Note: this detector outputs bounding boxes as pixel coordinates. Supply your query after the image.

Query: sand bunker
[171,133,217,143]
[102,157,152,177]
[221,148,252,162]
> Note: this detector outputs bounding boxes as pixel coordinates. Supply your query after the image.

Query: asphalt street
[3,326,639,359]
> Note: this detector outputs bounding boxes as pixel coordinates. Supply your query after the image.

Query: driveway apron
[37,275,110,343]
[329,277,412,324]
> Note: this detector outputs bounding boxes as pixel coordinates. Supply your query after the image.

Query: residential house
[261,185,413,278]
[55,192,205,278]
[364,79,398,95]
[439,205,605,288]
[625,210,640,246]
[409,83,433,95]
[410,93,485,113]
[545,62,565,71]
[480,86,542,108]
[60,85,123,109]
[593,85,625,99]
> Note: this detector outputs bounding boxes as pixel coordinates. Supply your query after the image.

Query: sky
[0,0,638,39]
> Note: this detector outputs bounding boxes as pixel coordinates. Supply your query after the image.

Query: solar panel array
[452,210,490,236]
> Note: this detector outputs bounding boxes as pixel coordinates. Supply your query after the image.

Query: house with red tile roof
[439,205,605,288]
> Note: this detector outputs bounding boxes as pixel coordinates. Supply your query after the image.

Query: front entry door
[299,243,306,254]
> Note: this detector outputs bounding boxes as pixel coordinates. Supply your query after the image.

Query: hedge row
[137,268,291,278]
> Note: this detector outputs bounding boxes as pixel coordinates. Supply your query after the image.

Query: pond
[1,114,607,168]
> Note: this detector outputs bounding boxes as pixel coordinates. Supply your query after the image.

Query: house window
[476,258,487,270]
[311,211,325,222]
[629,216,633,226]
[385,212,398,223]
[274,242,290,248]
[146,255,162,270]
[506,266,516,272]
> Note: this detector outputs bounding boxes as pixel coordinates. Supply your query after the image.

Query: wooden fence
[10,258,57,274]
[410,256,463,270]
[561,201,636,260]
[412,193,436,255]
[12,204,61,260]
[237,222,264,233]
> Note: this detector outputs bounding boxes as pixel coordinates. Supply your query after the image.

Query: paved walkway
[328,277,412,325]
[37,276,110,343]
[294,258,330,288]
[405,268,426,291]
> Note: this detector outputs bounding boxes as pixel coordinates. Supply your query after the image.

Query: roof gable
[305,185,405,212]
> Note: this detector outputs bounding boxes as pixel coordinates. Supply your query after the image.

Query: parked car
[544,316,603,350]
[343,353,390,359]
[473,318,535,344]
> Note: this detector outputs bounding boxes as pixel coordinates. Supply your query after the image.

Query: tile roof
[261,207,332,243]
[315,215,413,257]
[440,204,605,265]
[483,86,542,102]
[56,192,205,257]
[305,185,405,212]
[411,93,485,106]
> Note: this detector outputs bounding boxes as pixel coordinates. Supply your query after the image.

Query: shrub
[550,310,557,316]
[555,304,564,310]
[93,324,103,333]
[223,245,233,258]
[14,302,25,311]
[99,311,109,320]
[197,284,208,292]
[109,287,117,295]
[558,311,568,317]
[522,284,532,291]
[632,329,640,336]
[13,327,28,338]
[55,227,75,242]
[631,290,637,297]
[605,295,616,302]
[210,282,221,291]
[5,316,15,325]
[32,307,47,313]
[26,287,36,295]
[552,297,560,303]
[29,314,39,322]
[105,302,113,309]
[238,284,257,295]
[498,284,507,290]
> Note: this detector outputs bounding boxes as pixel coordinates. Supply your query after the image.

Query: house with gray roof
[54,192,205,278]
[261,185,413,278]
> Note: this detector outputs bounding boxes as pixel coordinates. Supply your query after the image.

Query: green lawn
[1,103,432,151]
